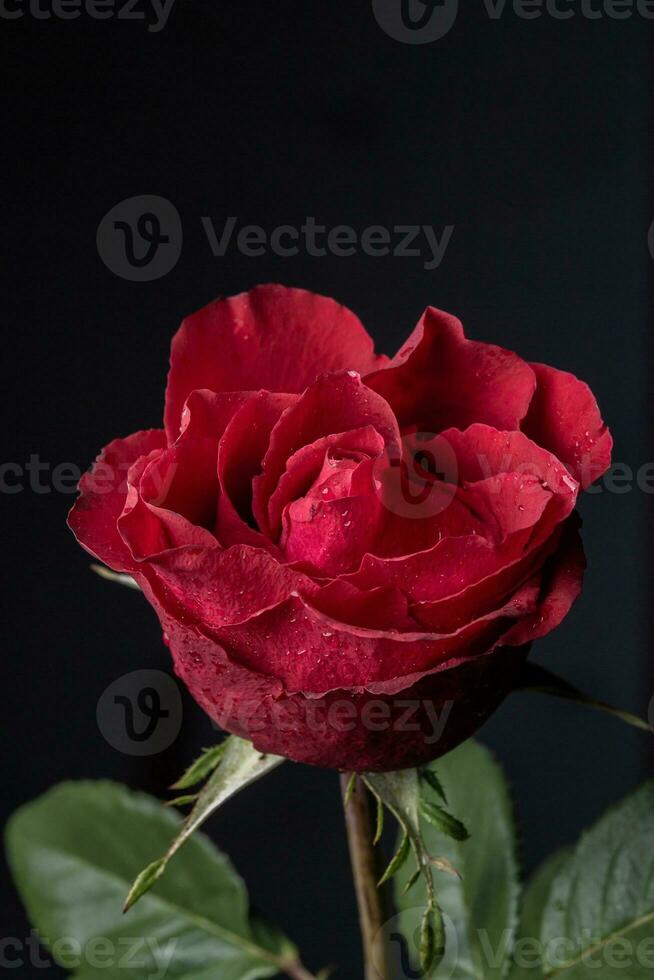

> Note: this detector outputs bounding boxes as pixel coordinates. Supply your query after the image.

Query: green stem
[281,960,321,980]
[340,774,391,980]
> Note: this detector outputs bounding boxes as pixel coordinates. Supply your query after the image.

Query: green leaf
[378,832,411,885]
[402,866,422,896]
[421,768,448,804]
[419,799,470,842]
[171,743,228,791]
[422,905,446,973]
[516,663,650,734]
[5,780,298,979]
[166,794,199,809]
[342,773,357,808]
[536,780,654,978]
[509,850,572,980]
[394,740,520,979]
[372,796,384,847]
[122,856,167,908]
[125,736,284,909]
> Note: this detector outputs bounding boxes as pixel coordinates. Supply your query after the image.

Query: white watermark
[0,0,175,30]
[373,0,654,44]
[5,452,654,502]
[0,931,178,977]
[95,195,454,281]
[376,915,654,979]
[97,669,183,756]
[212,693,454,745]
[201,216,454,271]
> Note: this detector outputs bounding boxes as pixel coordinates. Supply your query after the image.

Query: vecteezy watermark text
[0,0,175,30]
[377,913,654,979]
[211,694,454,745]
[95,195,454,281]
[6,453,654,499]
[0,930,178,977]
[201,216,454,271]
[373,0,654,44]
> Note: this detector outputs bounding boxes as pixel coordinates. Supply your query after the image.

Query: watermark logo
[374,909,460,979]
[96,195,182,282]
[96,201,454,279]
[374,0,654,42]
[97,669,182,755]
[372,0,459,43]
[648,219,654,260]
[374,431,459,520]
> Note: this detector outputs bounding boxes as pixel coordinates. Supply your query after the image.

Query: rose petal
[211,579,540,696]
[522,362,612,489]
[410,531,562,633]
[178,389,253,444]
[267,425,385,535]
[346,424,578,601]
[146,543,318,631]
[282,493,385,577]
[309,580,418,631]
[366,307,536,431]
[164,610,527,771]
[165,284,388,440]
[68,429,167,572]
[503,516,585,645]
[343,476,556,606]
[252,371,401,537]
[118,439,219,560]
[216,390,295,551]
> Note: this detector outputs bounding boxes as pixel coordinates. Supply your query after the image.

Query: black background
[1,2,652,976]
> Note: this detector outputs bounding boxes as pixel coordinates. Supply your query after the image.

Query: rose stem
[340,773,391,980]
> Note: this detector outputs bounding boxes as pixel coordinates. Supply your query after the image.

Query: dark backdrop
[1,2,652,976]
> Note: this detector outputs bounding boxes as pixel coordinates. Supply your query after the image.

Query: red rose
[69,285,611,771]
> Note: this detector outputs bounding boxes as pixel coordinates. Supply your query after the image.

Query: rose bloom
[69,285,611,771]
